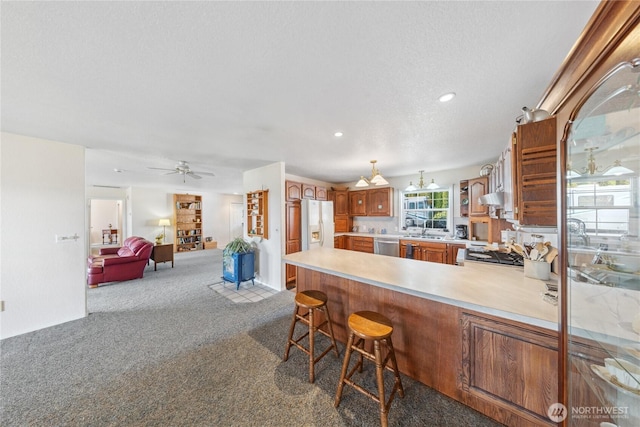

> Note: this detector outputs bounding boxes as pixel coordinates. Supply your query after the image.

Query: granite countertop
[283,247,557,330]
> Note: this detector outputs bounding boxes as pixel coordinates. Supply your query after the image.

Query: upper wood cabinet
[286,181,302,201]
[468,176,489,216]
[348,187,393,217]
[302,184,316,199]
[514,117,557,226]
[349,190,367,216]
[367,187,393,217]
[315,186,327,201]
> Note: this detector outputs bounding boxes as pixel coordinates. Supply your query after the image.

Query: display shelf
[562,59,639,427]
[460,179,469,217]
[173,194,203,252]
[247,189,268,239]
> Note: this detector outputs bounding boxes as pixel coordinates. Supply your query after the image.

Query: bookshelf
[173,194,203,252]
[246,189,268,239]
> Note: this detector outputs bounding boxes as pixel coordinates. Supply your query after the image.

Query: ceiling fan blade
[187,172,202,179]
[192,171,215,176]
[148,167,176,172]
[163,171,179,176]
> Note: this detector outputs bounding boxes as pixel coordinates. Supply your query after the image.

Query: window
[567,177,634,236]
[401,189,451,230]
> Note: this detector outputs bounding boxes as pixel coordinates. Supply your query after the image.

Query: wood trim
[537,0,640,115]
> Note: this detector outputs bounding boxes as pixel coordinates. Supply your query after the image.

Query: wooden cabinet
[460,313,558,425]
[399,240,447,263]
[459,180,469,217]
[334,235,346,249]
[315,186,327,201]
[329,190,351,233]
[302,184,316,199]
[247,190,268,239]
[285,181,302,201]
[285,201,301,287]
[468,176,489,217]
[348,187,393,217]
[513,117,557,226]
[346,236,374,253]
[349,190,367,216]
[367,187,393,216]
[173,194,203,252]
[150,243,174,270]
[447,243,466,265]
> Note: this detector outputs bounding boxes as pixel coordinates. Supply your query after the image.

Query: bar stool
[283,290,339,383]
[334,310,404,427]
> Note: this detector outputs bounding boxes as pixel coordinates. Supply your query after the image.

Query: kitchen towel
[405,243,413,259]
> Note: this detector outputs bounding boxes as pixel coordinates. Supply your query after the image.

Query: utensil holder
[524,259,550,280]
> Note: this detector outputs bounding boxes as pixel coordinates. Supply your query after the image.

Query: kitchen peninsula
[283,248,559,426]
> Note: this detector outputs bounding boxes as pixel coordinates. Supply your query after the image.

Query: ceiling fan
[148,160,215,183]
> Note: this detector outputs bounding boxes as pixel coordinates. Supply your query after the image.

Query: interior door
[229,203,244,239]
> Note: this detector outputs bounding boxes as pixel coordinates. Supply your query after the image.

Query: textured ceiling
[1,1,599,193]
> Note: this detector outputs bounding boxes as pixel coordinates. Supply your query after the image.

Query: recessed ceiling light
[334,132,343,137]
[438,92,456,103]
[113,168,123,173]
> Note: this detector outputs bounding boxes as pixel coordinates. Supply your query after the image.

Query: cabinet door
[334,190,349,216]
[349,191,367,216]
[302,184,316,199]
[469,177,489,216]
[285,201,301,249]
[367,188,393,216]
[447,244,466,265]
[515,117,557,226]
[334,216,350,233]
[315,186,327,201]
[421,242,447,264]
[286,181,302,201]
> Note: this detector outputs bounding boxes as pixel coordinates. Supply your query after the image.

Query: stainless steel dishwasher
[374,237,400,257]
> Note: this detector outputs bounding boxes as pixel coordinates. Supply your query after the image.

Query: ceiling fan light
[355,176,369,187]
[603,161,634,176]
[426,179,440,190]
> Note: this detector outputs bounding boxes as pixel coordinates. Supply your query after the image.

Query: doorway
[229,202,244,240]
[89,199,124,255]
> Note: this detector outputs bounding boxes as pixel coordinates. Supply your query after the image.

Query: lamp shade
[355,177,369,187]
[159,219,171,226]
[603,161,634,176]
[426,179,440,190]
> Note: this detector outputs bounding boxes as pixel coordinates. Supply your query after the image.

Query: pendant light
[356,160,388,187]
[405,170,439,191]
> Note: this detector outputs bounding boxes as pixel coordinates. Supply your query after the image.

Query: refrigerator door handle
[319,220,324,246]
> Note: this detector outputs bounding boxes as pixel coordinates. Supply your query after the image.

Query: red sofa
[87,236,154,287]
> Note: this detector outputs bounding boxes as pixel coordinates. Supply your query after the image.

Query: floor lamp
[159,219,171,244]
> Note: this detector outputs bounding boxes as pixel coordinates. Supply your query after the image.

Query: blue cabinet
[223,252,255,290]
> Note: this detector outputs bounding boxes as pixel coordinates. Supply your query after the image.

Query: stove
[465,247,524,266]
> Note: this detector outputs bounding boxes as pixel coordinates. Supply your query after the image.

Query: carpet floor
[0,249,503,426]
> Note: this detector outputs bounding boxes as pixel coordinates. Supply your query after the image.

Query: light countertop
[335,232,479,245]
[283,247,558,330]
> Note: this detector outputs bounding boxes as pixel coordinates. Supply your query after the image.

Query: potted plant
[222,237,256,289]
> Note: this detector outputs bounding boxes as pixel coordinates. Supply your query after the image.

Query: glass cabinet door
[562,59,640,426]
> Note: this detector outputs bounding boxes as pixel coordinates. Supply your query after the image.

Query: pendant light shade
[603,160,634,176]
[404,182,417,192]
[426,179,440,190]
[355,176,369,187]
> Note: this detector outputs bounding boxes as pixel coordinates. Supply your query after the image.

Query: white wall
[244,162,284,291]
[90,199,122,244]
[1,133,86,339]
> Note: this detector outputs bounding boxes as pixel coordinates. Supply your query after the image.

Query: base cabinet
[460,313,558,426]
[296,266,558,427]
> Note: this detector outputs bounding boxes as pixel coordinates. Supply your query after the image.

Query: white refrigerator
[301,199,334,250]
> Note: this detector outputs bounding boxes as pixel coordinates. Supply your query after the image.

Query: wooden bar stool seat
[334,310,404,427]
[283,290,339,383]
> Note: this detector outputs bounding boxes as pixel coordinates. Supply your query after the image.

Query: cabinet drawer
[350,237,374,253]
